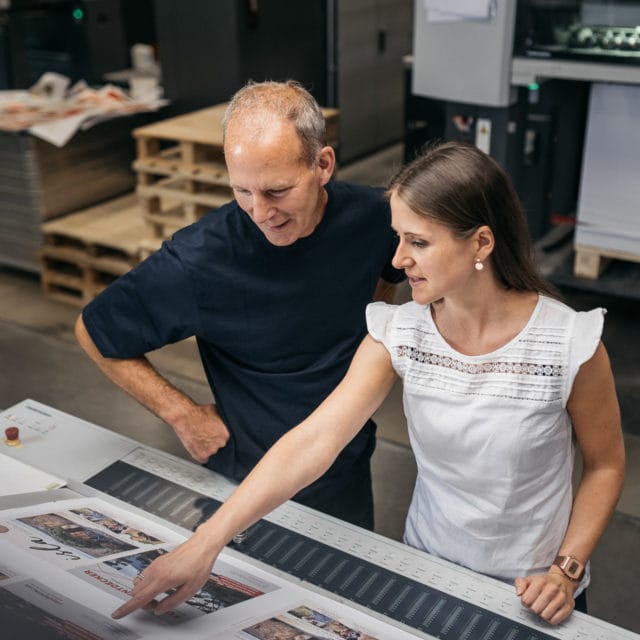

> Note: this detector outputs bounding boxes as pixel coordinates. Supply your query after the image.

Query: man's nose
[251,195,275,224]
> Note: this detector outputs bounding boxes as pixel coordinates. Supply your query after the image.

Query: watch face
[556,555,584,580]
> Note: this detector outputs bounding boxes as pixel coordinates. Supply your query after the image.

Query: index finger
[111,583,164,619]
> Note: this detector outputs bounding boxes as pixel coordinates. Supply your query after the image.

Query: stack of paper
[575,83,640,258]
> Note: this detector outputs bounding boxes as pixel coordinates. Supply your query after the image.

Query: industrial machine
[408,0,640,240]
[0,0,130,89]
[1,399,638,639]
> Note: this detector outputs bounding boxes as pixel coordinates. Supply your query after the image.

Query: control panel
[2,399,638,640]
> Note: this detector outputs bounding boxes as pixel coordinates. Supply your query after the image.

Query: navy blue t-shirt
[83,181,403,503]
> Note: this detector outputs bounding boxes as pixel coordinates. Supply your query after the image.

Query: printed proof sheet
[0,498,419,639]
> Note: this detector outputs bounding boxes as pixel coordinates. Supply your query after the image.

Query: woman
[112,142,625,626]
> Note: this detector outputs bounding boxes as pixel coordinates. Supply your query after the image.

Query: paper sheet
[0,74,168,147]
[0,454,65,496]
[0,497,419,639]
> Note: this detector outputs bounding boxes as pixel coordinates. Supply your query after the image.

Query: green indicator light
[528,82,540,91]
[72,8,84,20]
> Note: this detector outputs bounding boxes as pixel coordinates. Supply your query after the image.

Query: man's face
[224,119,333,246]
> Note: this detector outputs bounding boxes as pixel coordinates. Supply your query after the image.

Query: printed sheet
[0,498,420,639]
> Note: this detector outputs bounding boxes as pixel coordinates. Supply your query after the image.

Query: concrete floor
[1,144,639,634]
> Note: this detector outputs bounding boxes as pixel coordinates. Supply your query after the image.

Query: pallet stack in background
[39,194,143,306]
[39,105,339,305]
[134,104,233,247]
[0,116,143,275]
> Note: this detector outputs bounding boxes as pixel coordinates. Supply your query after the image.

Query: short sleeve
[568,307,606,384]
[82,241,199,358]
[366,301,396,347]
[368,301,426,380]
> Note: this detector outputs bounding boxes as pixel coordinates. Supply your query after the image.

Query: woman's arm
[112,335,398,619]
[516,341,625,624]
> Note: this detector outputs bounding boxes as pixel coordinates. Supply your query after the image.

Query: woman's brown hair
[388,141,558,298]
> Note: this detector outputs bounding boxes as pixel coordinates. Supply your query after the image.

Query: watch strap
[553,555,585,581]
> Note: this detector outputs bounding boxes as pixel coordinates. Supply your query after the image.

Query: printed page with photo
[0,498,420,639]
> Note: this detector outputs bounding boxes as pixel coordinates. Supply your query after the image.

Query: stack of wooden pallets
[38,104,340,305]
[133,104,232,243]
[40,194,145,305]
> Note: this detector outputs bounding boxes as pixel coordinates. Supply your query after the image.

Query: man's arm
[74,314,229,462]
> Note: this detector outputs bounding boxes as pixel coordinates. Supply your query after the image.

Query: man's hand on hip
[173,403,230,463]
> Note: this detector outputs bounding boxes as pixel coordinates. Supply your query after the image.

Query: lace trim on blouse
[395,345,567,377]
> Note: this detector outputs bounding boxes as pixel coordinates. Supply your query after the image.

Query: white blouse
[367,295,605,588]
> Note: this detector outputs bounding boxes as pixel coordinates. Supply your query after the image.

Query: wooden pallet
[137,196,211,238]
[40,249,123,306]
[574,244,640,279]
[132,106,229,237]
[132,104,339,162]
[137,174,232,237]
[137,236,164,261]
[40,194,151,305]
[133,152,230,188]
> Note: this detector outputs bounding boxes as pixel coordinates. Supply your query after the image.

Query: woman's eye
[412,240,427,248]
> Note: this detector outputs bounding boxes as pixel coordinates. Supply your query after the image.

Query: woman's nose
[391,242,412,269]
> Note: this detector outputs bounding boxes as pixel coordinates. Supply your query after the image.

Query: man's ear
[317,146,336,185]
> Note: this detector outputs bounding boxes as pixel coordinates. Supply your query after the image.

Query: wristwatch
[553,555,585,581]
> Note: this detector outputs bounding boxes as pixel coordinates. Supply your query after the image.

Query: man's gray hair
[223,80,327,166]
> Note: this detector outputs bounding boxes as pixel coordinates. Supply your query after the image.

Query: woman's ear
[475,225,495,260]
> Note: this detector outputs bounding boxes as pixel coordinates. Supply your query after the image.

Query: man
[75,80,404,529]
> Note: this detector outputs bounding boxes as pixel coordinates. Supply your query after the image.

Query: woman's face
[390,192,479,305]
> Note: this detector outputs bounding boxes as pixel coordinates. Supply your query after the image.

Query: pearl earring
[474,258,484,271]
